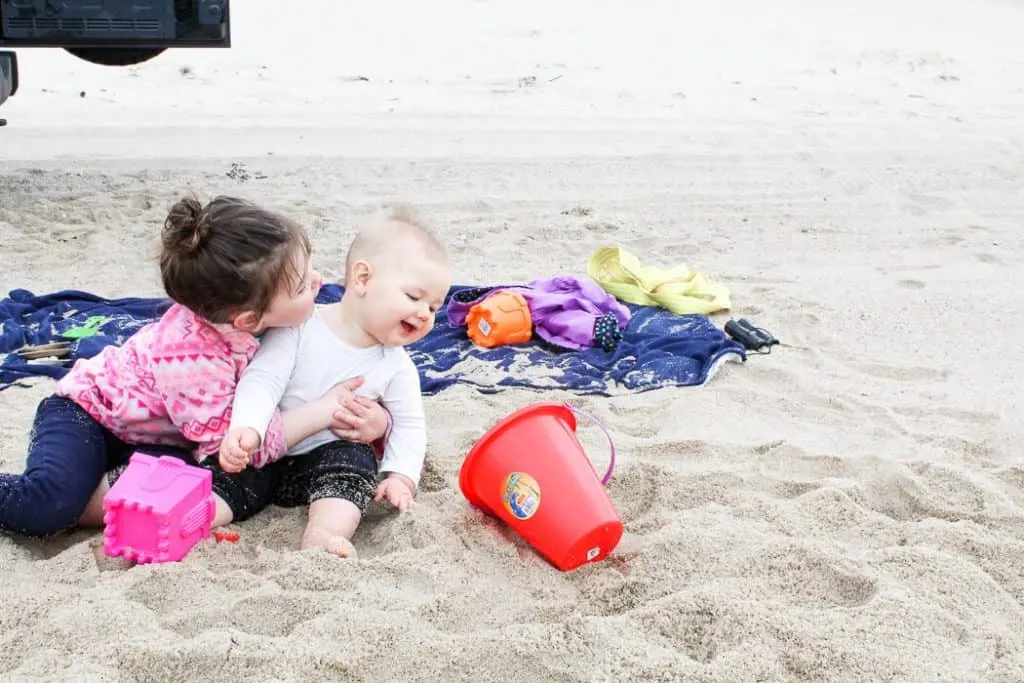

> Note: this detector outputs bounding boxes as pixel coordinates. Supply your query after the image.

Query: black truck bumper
[0,50,16,118]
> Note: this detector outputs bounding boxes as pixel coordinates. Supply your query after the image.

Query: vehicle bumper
[0,50,17,110]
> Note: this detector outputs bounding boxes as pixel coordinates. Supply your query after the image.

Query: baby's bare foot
[301,524,358,559]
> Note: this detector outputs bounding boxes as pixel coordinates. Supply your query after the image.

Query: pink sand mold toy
[102,452,214,564]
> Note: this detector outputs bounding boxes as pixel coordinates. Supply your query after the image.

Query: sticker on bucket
[501,472,541,520]
[587,546,600,561]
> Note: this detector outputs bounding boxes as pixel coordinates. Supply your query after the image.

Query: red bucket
[459,401,623,571]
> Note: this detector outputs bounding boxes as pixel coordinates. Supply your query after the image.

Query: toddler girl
[0,194,386,537]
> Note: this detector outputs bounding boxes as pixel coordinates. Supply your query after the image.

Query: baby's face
[362,254,450,347]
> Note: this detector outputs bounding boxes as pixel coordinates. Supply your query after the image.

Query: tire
[63,47,167,67]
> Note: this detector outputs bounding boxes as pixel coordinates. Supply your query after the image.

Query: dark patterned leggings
[271,440,379,513]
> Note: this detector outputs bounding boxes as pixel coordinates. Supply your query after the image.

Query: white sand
[2,0,1024,680]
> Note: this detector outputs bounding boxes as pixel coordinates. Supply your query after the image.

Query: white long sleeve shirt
[229,308,427,487]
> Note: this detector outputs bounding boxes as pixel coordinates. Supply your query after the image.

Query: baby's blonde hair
[344,204,446,283]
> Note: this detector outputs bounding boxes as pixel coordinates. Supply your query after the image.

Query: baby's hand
[219,427,260,473]
[330,396,389,443]
[374,473,415,513]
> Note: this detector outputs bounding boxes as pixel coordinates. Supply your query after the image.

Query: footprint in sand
[741,544,879,609]
[604,461,666,533]
[581,220,620,237]
[902,193,954,217]
[891,404,999,426]
[125,570,329,638]
[876,263,942,275]
[771,480,823,499]
[622,594,728,664]
[853,361,948,383]
[859,460,999,524]
[669,601,721,664]
[176,592,331,638]
[973,252,1001,265]
[755,441,852,480]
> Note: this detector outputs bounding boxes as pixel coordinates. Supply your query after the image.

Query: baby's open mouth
[401,321,417,334]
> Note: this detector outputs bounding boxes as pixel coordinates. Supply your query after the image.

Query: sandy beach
[2,0,1024,680]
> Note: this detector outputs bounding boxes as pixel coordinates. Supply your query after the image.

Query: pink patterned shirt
[54,303,287,464]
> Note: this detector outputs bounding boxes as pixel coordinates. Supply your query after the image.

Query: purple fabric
[446,276,631,351]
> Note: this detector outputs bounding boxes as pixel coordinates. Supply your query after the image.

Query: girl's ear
[349,260,373,295]
[232,310,262,333]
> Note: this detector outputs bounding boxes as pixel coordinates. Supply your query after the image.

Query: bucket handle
[563,403,616,486]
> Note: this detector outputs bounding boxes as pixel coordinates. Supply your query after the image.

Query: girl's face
[253,251,322,333]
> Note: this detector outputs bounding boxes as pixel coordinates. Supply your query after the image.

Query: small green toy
[61,315,108,340]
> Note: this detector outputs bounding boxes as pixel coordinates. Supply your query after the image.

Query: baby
[219,206,451,558]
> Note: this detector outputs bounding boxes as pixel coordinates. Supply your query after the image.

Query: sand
[2,0,1024,680]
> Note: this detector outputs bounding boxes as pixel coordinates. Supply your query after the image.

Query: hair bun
[163,195,210,255]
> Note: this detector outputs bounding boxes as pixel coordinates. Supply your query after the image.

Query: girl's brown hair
[160,195,311,323]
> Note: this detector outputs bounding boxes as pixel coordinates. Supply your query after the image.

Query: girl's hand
[330,396,389,443]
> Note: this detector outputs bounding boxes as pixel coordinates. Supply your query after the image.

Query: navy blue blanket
[0,285,745,395]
